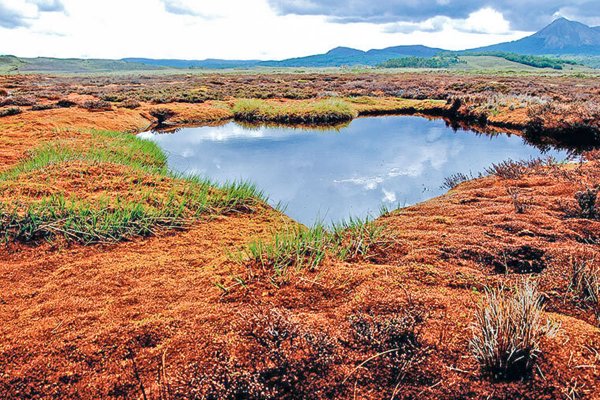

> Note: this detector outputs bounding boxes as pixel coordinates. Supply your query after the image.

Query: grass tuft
[569,256,599,315]
[331,216,384,261]
[470,281,558,381]
[243,225,329,277]
[241,216,387,281]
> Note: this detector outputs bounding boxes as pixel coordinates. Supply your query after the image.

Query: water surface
[139,116,567,226]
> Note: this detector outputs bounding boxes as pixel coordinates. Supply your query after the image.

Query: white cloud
[0,0,532,59]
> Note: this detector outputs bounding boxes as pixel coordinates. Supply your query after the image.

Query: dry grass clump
[470,281,558,381]
[569,256,599,317]
[485,158,550,180]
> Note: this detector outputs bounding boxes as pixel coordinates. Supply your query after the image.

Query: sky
[1,0,599,60]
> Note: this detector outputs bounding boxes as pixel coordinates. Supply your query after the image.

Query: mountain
[248,45,442,67]
[0,55,165,73]
[469,18,600,55]
[122,58,261,69]
[126,45,443,69]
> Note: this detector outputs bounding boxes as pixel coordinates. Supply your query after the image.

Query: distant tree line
[378,56,463,69]
[457,52,579,69]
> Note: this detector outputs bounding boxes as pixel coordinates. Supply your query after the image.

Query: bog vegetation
[0,130,265,244]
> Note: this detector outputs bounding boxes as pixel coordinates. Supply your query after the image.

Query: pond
[138,116,569,226]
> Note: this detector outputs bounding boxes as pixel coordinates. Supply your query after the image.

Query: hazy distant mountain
[120,19,599,69]
[123,58,261,69]
[469,18,600,55]
[123,45,443,69]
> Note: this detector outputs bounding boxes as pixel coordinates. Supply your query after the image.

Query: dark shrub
[347,305,426,387]
[31,103,56,111]
[150,107,176,124]
[495,245,547,273]
[173,308,338,399]
[0,96,35,107]
[120,99,141,109]
[441,172,475,190]
[56,99,77,108]
[575,188,598,219]
[82,100,112,111]
[0,107,22,117]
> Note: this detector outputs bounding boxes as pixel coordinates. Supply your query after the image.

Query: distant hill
[123,58,261,69]
[470,18,600,55]
[124,45,443,69]
[0,55,165,73]
[258,45,442,67]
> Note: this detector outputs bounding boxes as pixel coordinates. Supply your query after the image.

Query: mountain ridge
[123,19,600,69]
[469,18,600,55]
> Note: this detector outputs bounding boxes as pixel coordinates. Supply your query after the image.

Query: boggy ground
[0,72,599,399]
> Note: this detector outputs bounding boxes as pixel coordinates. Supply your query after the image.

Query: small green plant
[244,225,329,276]
[331,216,384,261]
[470,281,558,381]
[241,216,387,281]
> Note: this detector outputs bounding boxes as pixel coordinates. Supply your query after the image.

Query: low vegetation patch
[173,308,338,399]
[241,216,387,282]
[470,281,558,381]
[81,99,112,111]
[233,98,357,125]
[575,187,599,219]
[0,106,22,117]
[0,130,266,244]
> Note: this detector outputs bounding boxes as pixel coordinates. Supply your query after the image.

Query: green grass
[0,130,168,182]
[0,130,266,244]
[244,225,329,277]
[241,216,386,281]
[330,216,384,261]
[232,98,358,124]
